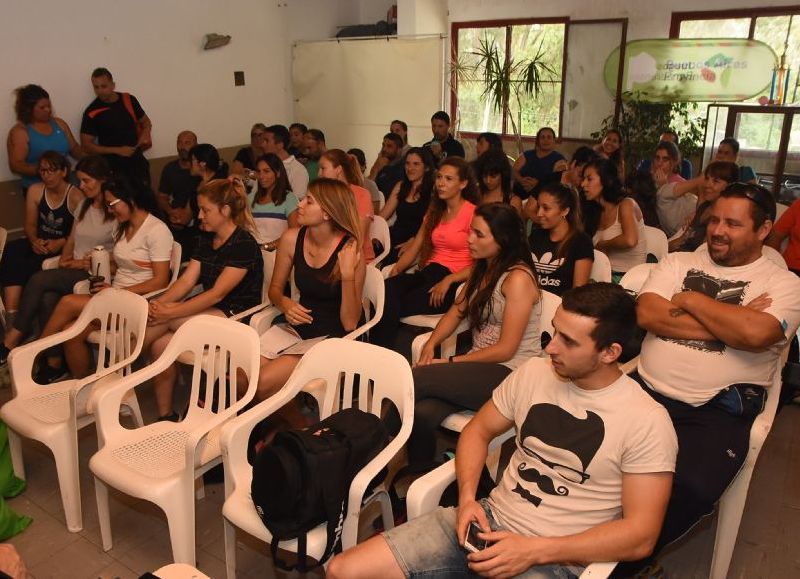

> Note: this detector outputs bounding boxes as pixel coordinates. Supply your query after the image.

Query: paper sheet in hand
[259,324,327,359]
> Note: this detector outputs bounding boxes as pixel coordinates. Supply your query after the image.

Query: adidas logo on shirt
[532,252,564,274]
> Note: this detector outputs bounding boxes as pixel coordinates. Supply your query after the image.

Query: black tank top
[391,186,428,246]
[37,185,75,240]
[293,227,350,339]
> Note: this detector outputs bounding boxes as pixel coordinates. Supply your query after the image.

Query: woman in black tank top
[255,178,366,423]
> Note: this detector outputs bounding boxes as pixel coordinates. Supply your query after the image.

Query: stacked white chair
[0,288,148,531]
[88,315,261,565]
[590,250,612,283]
[0,227,7,329]
[369,215,391,267]
[643,225,668,262]
[219,338,414,578]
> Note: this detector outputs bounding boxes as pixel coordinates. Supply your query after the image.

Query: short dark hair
[38,150,70,178]
[91,67,113,81]
[383,132,403,148]
[266,124,290,149]
[718,182,776,228]
[719,137,740,154]
[477,132,503,151]
[289,122,307,133]
[307,128,325,144]
[661,129,679,144]
[390,119,408,132]
[431,110,451,125]
[13,84,49,124]
[571,145,601,167]
[346,148,367,171]
[704,161,739,183]
[561,283,637,352]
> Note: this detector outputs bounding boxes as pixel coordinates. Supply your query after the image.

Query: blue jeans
[383,500,583,578]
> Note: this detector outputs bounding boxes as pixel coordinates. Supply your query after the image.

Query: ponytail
[197,177,257,234]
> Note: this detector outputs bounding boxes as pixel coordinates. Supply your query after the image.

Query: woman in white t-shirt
[33,178,173,383]
[584,158,646,280]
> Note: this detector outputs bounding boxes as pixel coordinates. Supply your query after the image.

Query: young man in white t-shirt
[618,183,800,576]
[328,284,677,579]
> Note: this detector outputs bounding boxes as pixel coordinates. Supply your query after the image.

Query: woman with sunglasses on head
[379,147,437,265]
[371,157,479,348]
[145,177,264,421]
[255,179,365,428]
[249,153,299,247]
[30,178,173,383]
[0,151,83,324]
[530,182,594,296]
[583,158,646,281]
[0,156,116,363]
[405,203,541,465]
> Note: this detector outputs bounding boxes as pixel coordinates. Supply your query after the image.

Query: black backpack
[250,407,389,571]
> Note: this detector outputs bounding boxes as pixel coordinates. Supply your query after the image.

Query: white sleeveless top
[73,205,116,259]
[470,267,542,370]
[593,197,647,273]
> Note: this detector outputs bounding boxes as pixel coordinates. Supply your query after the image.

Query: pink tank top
[429,201,476,273]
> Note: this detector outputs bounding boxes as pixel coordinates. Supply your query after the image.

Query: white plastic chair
[619,263,656,297]
[775,202,789,222]
[369,215,391,267]
[380,263,464,330]
[219,338,414,578]
[229,248,275,323]
[423,291,561,434]
[709,348,787,579]
[73,241,183,298]
[404,435,616,579]
[590,250,612,283]
[643,225,668,262]
[89,315,261,566]
[250,264,385,342]
[0,288,148,532]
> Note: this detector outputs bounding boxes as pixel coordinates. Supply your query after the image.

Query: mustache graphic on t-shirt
[517,462,569,497]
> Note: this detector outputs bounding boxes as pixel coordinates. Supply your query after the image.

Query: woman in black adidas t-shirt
[528,182,593,296]
[145,176,263,421]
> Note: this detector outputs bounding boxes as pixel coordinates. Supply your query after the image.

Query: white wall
[448,0,800,39]
[0,0,360,182]
[355,0,397,24]
[398,0,448,36]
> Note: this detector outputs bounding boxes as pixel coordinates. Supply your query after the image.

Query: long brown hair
[419,157,480,266]
[197,177,257,234]
[322,149,363,187]
[537,181,583,260]
[307,178,363,280]
[75,155,114,222]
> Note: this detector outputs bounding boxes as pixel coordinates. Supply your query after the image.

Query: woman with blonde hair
[256,178,365,416]
[318,148,375,261]
[145,176,264,421]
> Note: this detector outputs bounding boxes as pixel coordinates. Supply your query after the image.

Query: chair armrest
[620,356,639,376]
[73,280,90,294]
[249,306,282,334]
[579,562,617,578]
[406,460,457,520]
[230,300,270,323]
[410,332,433,365]
[41,256,60,270]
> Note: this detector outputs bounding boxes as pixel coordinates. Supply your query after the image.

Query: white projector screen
[293,36,444,169]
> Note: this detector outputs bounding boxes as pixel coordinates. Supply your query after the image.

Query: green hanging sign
[604,38,778,102]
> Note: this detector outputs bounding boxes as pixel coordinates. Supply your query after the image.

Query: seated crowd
[3,70,800,578]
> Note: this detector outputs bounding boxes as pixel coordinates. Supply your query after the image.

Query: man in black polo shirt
[80,67,152,187]
[158,130,201,259]
[425,110,464,161]
[370,132,405,197]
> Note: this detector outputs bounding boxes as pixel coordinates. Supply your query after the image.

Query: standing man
[425,110,464,161]
[615,183,800,576]
[80,67,152,187]
[303,129,326,181]
[329,283,677,579]
[368,132,404,197]
[157,130,199,213]
[262,124,309,199]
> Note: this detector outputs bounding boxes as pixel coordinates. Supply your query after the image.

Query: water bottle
[90,246,111,283]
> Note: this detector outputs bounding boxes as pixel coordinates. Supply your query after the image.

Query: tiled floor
[2,374,799,578]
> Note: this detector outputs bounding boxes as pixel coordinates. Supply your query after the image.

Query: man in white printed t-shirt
[328,284,677,579]
[617,183,800,577]
[262,124,309,199]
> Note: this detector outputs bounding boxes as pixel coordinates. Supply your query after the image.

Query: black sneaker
[0,343,9,368]
[157,411,181,423]
[34,363,68,385]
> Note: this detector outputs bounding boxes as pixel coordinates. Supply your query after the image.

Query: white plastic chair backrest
[590,250,612,283]
[643,226,668,262]
[619,263,656,296]
[539,290,561,347]
[776,202,789,221]
[94,315,260,442]
[762,245,788,269]
[41,256,60,270]
[369,215,391,265]
[167,241,182,284]
[261,249,276,302]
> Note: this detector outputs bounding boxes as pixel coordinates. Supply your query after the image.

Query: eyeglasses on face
[39,166,61,175]
[106,198,122,210]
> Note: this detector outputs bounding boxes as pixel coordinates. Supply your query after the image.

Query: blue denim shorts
[382,500,583,578]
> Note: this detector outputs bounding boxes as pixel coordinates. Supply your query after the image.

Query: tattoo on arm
[669,308,688,318]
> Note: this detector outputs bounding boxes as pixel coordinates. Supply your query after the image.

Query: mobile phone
[463,521,488,553]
